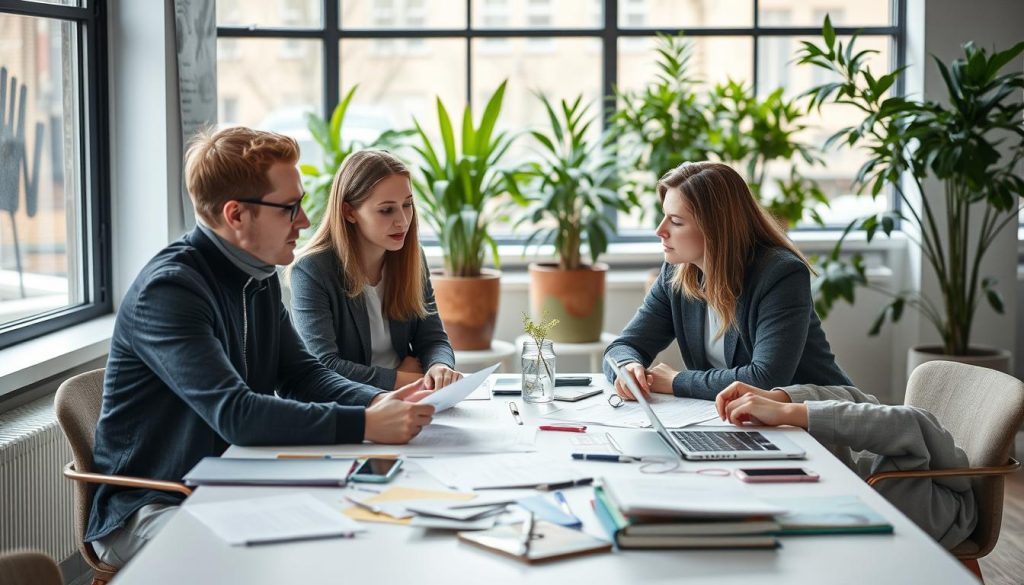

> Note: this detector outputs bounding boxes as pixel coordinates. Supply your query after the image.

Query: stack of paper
[186,493,364,546]
[416,453,591,491]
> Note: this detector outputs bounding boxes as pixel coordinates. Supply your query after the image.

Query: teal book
[766,495,894,536]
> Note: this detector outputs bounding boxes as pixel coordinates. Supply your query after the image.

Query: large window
[0,1,110,350]
[216,0,902,240]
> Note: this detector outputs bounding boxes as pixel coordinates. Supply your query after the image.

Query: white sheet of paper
[416,453,588,490]
[186,493,365,546]
[420,364,501,412]
[541,393,719,428]
[405,424,537,454]
[409,515,498,530]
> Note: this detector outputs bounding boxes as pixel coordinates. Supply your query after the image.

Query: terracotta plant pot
[430,268,501,351]
[907,345,1012,379]
[528,262,607,343]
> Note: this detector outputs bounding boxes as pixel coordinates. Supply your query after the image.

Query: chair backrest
[905,360,1024,556]
[0,550,63,585]
[53,368,108,573]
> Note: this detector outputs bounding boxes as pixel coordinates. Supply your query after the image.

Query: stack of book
[593,477,784,549]
[593,478,895,550]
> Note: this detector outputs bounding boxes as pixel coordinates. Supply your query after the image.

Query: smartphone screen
[355,458,400,477]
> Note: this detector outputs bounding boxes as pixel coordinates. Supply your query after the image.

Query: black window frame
[0,0,112,351]
[217,0,905,244]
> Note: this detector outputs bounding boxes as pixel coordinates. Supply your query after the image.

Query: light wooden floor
[979,432,1024,585]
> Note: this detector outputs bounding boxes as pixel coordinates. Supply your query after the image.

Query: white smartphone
[735,467,820,483]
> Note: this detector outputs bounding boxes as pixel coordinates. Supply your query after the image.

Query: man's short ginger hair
[184,126,300,225]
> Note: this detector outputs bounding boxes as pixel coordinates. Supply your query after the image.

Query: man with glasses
[86,127,435,568]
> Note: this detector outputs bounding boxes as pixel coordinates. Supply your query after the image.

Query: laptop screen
[603,356,684,458]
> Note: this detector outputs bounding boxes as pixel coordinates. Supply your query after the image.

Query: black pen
[536,477,594,491]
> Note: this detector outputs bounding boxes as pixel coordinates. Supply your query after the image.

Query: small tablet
[491,375,522,396]
[553,387,603,402]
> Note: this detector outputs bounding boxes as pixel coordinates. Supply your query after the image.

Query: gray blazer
[289,248,455,390]
[604,246,852,400]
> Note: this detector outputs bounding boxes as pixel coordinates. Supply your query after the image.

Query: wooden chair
[866,360,1023,583]
[0,550,63,585]
[54,369,192,585]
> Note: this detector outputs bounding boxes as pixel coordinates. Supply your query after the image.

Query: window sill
[0,314,115,398]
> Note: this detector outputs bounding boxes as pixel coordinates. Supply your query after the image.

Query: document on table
[416,453,589,490]
[540,393,719,428]
[186,493,365,546]
[420,364,501,412]
[405,424,537,454]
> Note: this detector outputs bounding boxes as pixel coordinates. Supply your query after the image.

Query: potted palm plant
[299,85,409,230]
[508,93,627,342]
[409,81,518,350]
[798,17,1024,373]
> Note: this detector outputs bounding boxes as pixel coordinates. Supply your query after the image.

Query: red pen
[539,424,587,433]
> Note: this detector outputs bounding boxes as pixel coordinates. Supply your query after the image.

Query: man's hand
[613,362,653,401]
[365,378,435,444]
[715,381,792,421]
[423,364,463,390]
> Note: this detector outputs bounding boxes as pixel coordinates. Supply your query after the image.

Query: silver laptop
[605,357,805,461]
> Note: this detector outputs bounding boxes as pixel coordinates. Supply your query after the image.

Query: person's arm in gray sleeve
[673,265,811,400]
[289,258,397,390]
[780,383,881,405]
[805,400,977,548]
[603,263,678,383]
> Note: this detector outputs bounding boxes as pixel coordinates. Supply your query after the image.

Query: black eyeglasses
[235,197,304,222]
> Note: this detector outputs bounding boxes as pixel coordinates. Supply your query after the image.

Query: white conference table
[114,375,979,585]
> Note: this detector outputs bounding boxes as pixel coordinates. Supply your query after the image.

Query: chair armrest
[63,462,193,497]
[866,457,1020,487]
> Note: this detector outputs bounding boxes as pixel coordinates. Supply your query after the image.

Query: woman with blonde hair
[291,149,462,391]
[604,161,851,401]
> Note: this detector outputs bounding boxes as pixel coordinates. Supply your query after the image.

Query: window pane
[617,36,753,94]
[758,0,893,27]
[619,0,753,29]
[217,38,323,166]
[471,0,601,29]
[0,14,85,329]
[341,0,465,29]
[472,37,603,237]
[218,0,322,28]
[757,35,893,227]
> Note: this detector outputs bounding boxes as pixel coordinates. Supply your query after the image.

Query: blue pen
[571,453,637,463]
[553,491,575,519]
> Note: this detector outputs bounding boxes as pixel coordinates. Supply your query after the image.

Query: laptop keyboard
[670,430,780,452]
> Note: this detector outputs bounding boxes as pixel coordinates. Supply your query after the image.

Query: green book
[766,495,894,536]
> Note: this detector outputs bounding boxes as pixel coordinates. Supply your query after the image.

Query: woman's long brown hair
[657,161,811,339]
[295,149,426,320]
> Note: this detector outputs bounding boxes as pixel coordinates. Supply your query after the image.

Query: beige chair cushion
[905,360,1024,558]
[0,550,63,585]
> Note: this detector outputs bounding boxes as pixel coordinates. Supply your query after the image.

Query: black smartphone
[350,458,403,483]
[554,376,592,387]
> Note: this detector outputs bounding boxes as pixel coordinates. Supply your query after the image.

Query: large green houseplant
[799,17,1024,371]
[299,85,409,230]
[408,81,518,349]
[611,33,828,229]
[508,93,629,342]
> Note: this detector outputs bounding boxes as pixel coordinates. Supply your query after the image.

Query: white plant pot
[907,344,1012,380]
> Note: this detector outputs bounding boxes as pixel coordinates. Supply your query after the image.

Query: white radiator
[0,394,77,561]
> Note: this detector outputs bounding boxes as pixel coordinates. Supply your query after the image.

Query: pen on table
[345,495,384,515]
[508,401,523,425]
[520,510,535,558]
[349,485,381,494]
[536,477,594,491]
[539,424,586,433]
[571,453,638,463]
[553,490,577,520]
